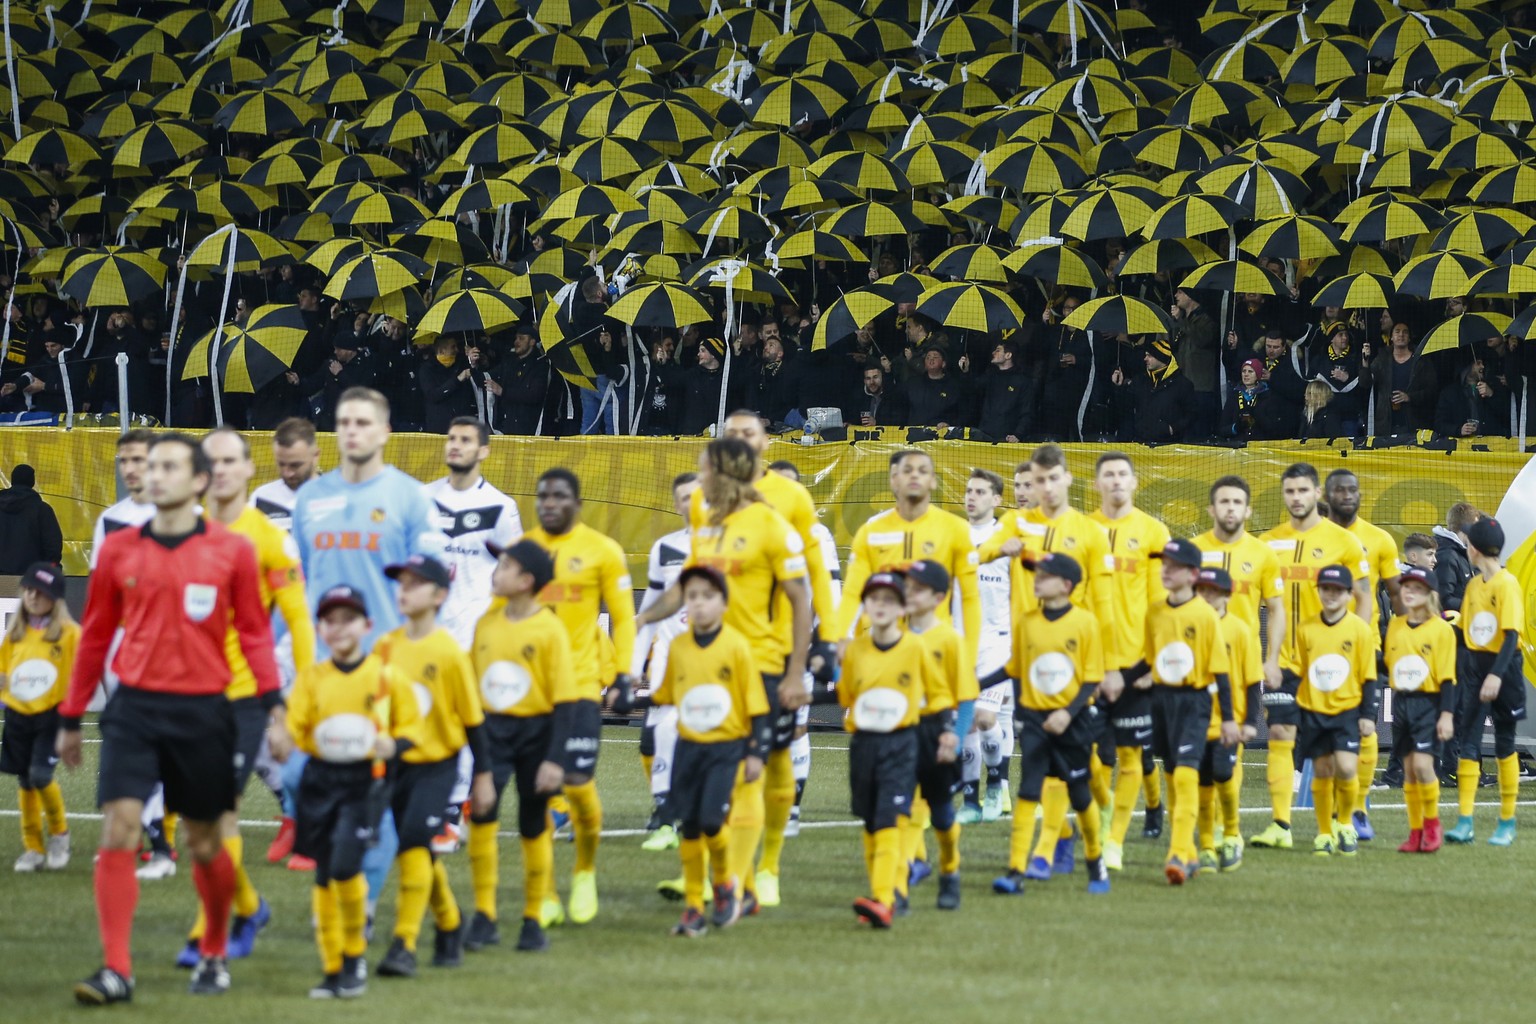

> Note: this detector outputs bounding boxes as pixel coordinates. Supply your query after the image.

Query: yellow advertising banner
[1,428,1527,578]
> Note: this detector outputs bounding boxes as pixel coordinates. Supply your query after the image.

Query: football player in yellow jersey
[465,540,578,954]
[1250,464,1371,851]
[374,554,489,977]
[172,428,314,968]
[1447,517,1526,847]
[279,586,421,1000]
[521,468,636,924]
[1294,565,1378,858]
[1090,452,1171,867]
[1109,539,1234,885]
[637,437,812,914]
[839,573,956,929]
[987,553,1110,898]
[1384,567,1456,853]
[1325,469,1402,842]
[1194,569,1261,874]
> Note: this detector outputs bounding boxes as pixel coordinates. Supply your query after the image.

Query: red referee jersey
[62,519,281,719]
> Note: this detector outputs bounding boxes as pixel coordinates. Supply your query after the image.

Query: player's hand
[1042,710,1070,735]
[936,731,958,763]
[56,728,83,769]
[1132,674,1154,690]
[809,640,839,683]
[1481,673,1501,702]
[373,735,397,760]
[1098,671,1124,702]
[608,674,637,714]
[535,760,565,794]
[470,771,496,818]
[267,723,294,763]
[1241,724,1257,743]
[743,755,764,783]
[779,674,810,711]
[1359,718,1376,737]
[1436,711,1454,741]
[1263,662,1282,691]
[1001,538,1023,557]
[1220,721,1240,747]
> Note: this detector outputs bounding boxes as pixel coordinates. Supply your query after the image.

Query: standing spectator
[301,333,377,431]
[904,342,966,429]
[373,317,422,432]
[1170,286,1219,438]
[1221,358,1283,440]
[853,365,907,427]
[0,464,63,574]
[418,336,479,434]
[749,334,806,428]
[1312,326,1365,435]
[1260,331,1306,427]
[1038,297,1092,439]
[976,338,1036,442]
[637,334,683,435]
[3,332,81,416]
[1369,322,1439,436]
[679,337,740,435]
[1115,338,1192,442]
[1433,502,1478,614]
[490,324,552,436]
[1435,354,1489,439]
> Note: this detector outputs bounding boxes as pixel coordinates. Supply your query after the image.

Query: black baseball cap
[488,538,555,592]
[862,572,907,601]
[385,553,452,588]
[1027,552,1083,586]
[1400,566,1435,590]
[678,565,729,602]
[903,559,950,594]
[1316,564,1353,589]
[20,562,65,600]
[1155,538,1203,568]
[1467,516,1504,557]
[1196,567,1233,593]
[317,584,368,617]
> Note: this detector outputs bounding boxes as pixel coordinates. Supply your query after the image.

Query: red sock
[194,847,237,958]
[95,849,139,976]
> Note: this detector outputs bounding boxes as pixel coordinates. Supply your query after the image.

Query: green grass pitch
[0,725,1530,1024]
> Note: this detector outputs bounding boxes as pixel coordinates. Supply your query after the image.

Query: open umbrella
[182,304,309,393]
[59,248,169,307]
[416,289,526,340]
[609,282,714,328]
[1420,313,1513,356]
[1062,295,1175,335]
[1312,272,1395,309]
[913,282,1023,333]
[325,249,431,300]
[811,289,895,350]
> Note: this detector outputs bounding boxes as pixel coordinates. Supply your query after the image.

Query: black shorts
[231,697,267,796]
[1015,706,1095,803]
[294,758,378,883]
[1082,702,1115,766]
[671,738,743,835]
[1151,687,1212,771]
[392,757,460,851]
[1198,738,1238,786]
[558,699,602,777]
[479,713,554,838]
[1392,692,1445,759]
[762,672,796,751]
[1263,670,1301,728]
[1106,687,1155,749]
[1461,652,1529,758]
[0,707,60,788]
[915,715,959,806]
[97,688,237,821]
[849,728,917,832]
[1296,708,1361,761]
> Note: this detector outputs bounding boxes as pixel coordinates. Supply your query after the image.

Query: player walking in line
[1384,566,1456,853]
[960,468,1013,825]
[1194,568,1261,873]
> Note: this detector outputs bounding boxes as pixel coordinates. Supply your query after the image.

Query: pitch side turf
[0,725,1529,1024]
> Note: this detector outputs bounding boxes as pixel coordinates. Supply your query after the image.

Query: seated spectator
[1368,321,1438,436]
[853,365,907,427]
[1221,357,1284,440]
[1115,337,1193,443]
[1298,379,1349,439]
[2,331,82,416]
[1436,355,1490,439]
[976,337,1036,442]
[419,335,481,434]
[904,342,967,429]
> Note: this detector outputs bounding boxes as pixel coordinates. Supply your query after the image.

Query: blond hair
[1303,381,1332,424]
[7,589,76,645]
[703,437,762,526]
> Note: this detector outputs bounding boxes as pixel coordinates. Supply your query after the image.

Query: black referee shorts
[558,699,602,778]
[1296,708,1361,762]
[97,688,236,822]
[478,713,553,839]
[1015,706,1095,803]
[1263,669,1301,728]
[671,738,744,837]
[231,697,267,796]
[1107,687,1155,749]
[0,707,61,789]
[1151,686,1211,771]
[849,728,917,832]
[392,756,460,851]
[295,758,378,884]
[1198,738,1238,787]
[1392,692,1445,759]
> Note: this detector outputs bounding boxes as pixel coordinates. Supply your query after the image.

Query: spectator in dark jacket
[904,342,967,428]
[1221,358,1286,439]
[1435,355,1490,439]
[490,324,552,435]
[1116,337,1193,442]
[0,464,63,574]
[853,366,907,427]
[976,338,1036,442]
[1311,326,1366,435]
[679,336,742,435]
[418,335,481,434]
[1434,502,1479,612]
[2,332,82,415]
[1369,322,1439,436]
[1260,330,1306,427]
[1171,286,1220,437]
[1298,379,1350,440]
[302,334,377,431]
[749,334,805,427]
[638,334,684,435]
[1037,297,1092,439]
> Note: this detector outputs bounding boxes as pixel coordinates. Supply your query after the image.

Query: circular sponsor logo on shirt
[679,684,733,734]
[852,687,908,733]
[1469,611,1499,648]
[480,661,532,713]
[313,714,378,763]
[7,658,56,704]
[1029,652,1075,696]
[1154,642,1195,684]
[463,512,481,530]
[1392,654,1430,692]
[412,681,434,718]
[1308,653,1351,693]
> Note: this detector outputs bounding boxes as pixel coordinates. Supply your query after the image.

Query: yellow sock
[468,820,499,918]
[1171,767,1199,862]
[893,815,912,899]
[1109,747,1144,844]
[902,797,930,865]
[163,813,179,850]
[1422,778,1441,822]
[1336,775,1359,824]
[1231,757,1244,804]
[641,754,653,787]
[1078,798,1102,860]
[728,774,764,895]
[547,793,570,817]
[393,847,433,951]
[1458,759,1480,817]
[1357,731,1379,802]
[39,780,66,836]
[1404,781,1424,830]
[1008,799,1040,871]
[1498,754,1519,819]
[1089,756,1113,811]
[336,874,368,959]
[870,828,900,905]
[1033,779,1071,860]
[934,824,961,875]
[430,856,461,931]
[1218,775,1241,839]
[1197,786,1216,852]
[313,884,342,974]
[680,837,707,912]
[758,749,795,876]
[705,829,730,886]
[1312,776,1335,835]
[861,830,875,879]
[17,787,42,854]
[564,780,602,874]
[1143,761,1164,810]
[521,833,553,921]
[1268,741,1295,825]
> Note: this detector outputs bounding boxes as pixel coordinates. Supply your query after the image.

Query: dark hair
[671,472,698,491]
[1325,468,1357,489]
[1030,443,1067,471]
[539,467,580,500]
[889,449,931,469]
[150,432,211,477]
[1446,501,1479,533]
[118,427,156,449]
[1281,462,1319,486]
[1014,460,1032,475]
[203,426,251,459]
[1208,475,1250,504]
[449,416,490,446]
[767,460,799,480]
[969,467,1004,496]
[273,417,316,447]
[1404,532,1436,553]
[1095,450,1133,473]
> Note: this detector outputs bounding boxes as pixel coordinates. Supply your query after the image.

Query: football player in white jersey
[959,468,1015,824]
[249,417,320,531]
[632,472,701,853]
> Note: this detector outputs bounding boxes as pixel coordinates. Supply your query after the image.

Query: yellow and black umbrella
[1062,294,1175,335]
[1312,272,1395,310]
[913,282,1023,333]
[687,259,795,305]
[309,153,409,188]
[1467,161,1536,204]
[304,238,375,276]
[1392,251,1493,300]
[416,289,526,340]
[1338,194,1446,243]
[1123,125,1222,171]
[324,248,430,300]
[1004,243,1106,290]
[1060,186,1159,242]
[182,304,308,393]
[111,120,206,168]
[212,90,318,135]
[744,78,845,128]
[186,229,293,273]
[331,189,434,227]
[1144,192,1247,240]
[1119,238,1223,277]
[868,271,941,304]
[931,243,1013,284]
[1181,259,1287,297]
[1466,265,1536,300]
[1428,209,1534,254]
[1421,313,1513,356]
[609,282,713,328]
[59,248,169,307]
[810,289,894,350]
[819,201,925,239]
[778,230,867,262]
[450,123,548,168]
[1240,215,1342,262]
[6,128,99,167]
[984,140,1088,193]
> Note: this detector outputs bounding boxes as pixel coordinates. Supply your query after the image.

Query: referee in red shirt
[57,433,285,1005]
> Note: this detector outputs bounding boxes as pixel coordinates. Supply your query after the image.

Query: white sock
[650,704,678,797]
[790,732,811,783]
[962,729,983,786]
[981,723,1005,772]
[999,714,1016,760]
